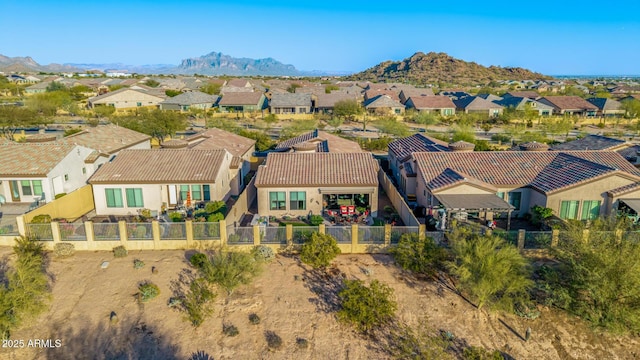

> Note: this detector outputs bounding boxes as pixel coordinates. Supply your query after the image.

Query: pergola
[434,194,515,230]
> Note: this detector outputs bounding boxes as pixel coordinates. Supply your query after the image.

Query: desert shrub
[308,215,324,226]
[200,250,263,295]
[249,313,261,325]
[296,337,309,349]
[53,242,75,258]
[113,245,128,258]
[265,330,283,350]
[390,233,447,277]
[169,212,184,222]
[183,277,216,327]
[0,236,50,340]
[193,209,208,219]
[337,279,397,333]
[223,323,239,337]
[207,213,224,222]
[300,232,341,268]
[133,259,145,269]
[138,282,160,302]
[30,214,52,224]
[448,231,532,311]
[252,245,275,262]
[384,321,453,360]
[189,253,208,270]
[134,225,148,238]
[463,346,504,360]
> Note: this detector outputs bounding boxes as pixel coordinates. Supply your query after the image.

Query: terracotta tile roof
[364,89,400,101]
[617,145,640,162]
[538,96,598,111]
[504,91,540,99]
[551,135,626,151]
[275,130,363,153]
[388,133,450,161]
[186,128,256,157]
[608,182,640,197]
[255,152,379,187]
[407,95,455,109]
[427,168,498,192]
[218,92,263,106]
[364,95,404,109]
[315,93,359,108]
[586,98,623,111]
[454,96,503,111]
[88,149,230,184]
[61,124,150,155]
[413,151,640,195]
[159,91,219,106]
[270,93,312,107]
[0,143,79,176]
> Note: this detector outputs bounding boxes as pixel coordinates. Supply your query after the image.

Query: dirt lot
[1,247,638,360]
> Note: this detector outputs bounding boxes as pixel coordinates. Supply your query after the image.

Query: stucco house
[404,96,456,116]
[269,93,312,114]
[254,152,379,218]
[586,98,625,117]
[537,96,598,116]
[411,151,640,225]
[314,93,360,114]
[0,143,95,204]
[364,95,405,115]
[87,88,165,111]
[493,97,553,116]
[88,149,234,216]
[453,96,503,117]
[218,92,267,113]
[275,129,363,153]
[158,91,220,111]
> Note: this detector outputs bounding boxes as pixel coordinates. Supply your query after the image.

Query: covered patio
[434,194,515,230]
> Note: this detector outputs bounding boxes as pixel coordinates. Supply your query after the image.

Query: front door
[168,185,178,206]
[9,181,20,202]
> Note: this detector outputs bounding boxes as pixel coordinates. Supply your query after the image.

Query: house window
[203,185,210,201]
[289,191,306,210]
[64,174,69,181]
[180,185,190,202]
[136,102,142,107]
[581,200,601,220]
[191,185,202,201]
[559,200,579,220]
[21,180,33,196]
[105,188,123,208]
[508,192,521,210]
[497,192,505,200]
[269,192,286,210]
[125,188,144,207]
[32,180,43,196]
[82,167,86,174]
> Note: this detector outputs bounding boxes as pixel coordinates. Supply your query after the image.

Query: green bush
[53,242,75,258]
[205,201,227,215]
[190,253,208,270]
[54,193,67,199]
[252,245,275,262]
[134,225,148,239]
[113,245,128,258]
[183,277,216,327]
[308,215,324,226]
[337,279,397,333]
[207,213,224,222]
[223,323,239,337]
[138,282,160,302]
[300,232,341,268]
[390,233,447,277]
[265,330,283,350]
[14,236,44,258]
[169,212,184,222]
[30,214,52,224]
[296,337,309,349]
[463,346,504,360]
[200,250,263,295]
[133,259,145,269]
[249,313,261,325]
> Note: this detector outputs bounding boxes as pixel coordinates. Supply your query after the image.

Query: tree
[165,89,182,97]
[540,218,640,333]
[325,84,339,93]
[46,81,67,92]
[621,99,640,119]
[0,106,43,140]
[300,232,341,268]
[410,110,439,130]
[373,117,410,137]
[337,279,397,333]
[200,83,221,95]
[286,83,301,93]
[390,233,447,278]
[333,99,363,122]
[199,250,263,295]
[262,113,278,130]
[137,108,188,144]
[145,79,160,88]
[237,129,275,151]
[26,91,74,117]
[447,228,532,310]
[93,105,115,119]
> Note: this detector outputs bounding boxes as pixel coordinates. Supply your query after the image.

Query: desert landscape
[0,247,638,360]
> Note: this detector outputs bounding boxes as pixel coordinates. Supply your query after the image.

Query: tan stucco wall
[436,184,494,195]
[24,185,95,223]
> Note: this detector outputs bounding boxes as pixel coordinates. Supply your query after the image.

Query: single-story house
[274,129,363,153]
[88,149,234,216]
[159,91,220,111]
[493,97,554,116]
[218,92,267,113]
[398,88,435,104]
[87,88,165,110]
[314,93,360,114]
[363,95,405,115]
[586,98,625,117]
[537,96,598,117]
[255,152,379,217]
[502,91,541,100]
[0,143,95,204]
[269,93,312,114]
[453,96,503,117]
[404,96,456,116]
[412,151,640,225]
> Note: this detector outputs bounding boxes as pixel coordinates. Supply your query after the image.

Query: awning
[620,199,640,214]
[434,194,514,212]
[319,187,376,194]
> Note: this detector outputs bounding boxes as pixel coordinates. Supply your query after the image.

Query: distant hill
[346,52,551,85]
[173,51,301,76]
[0,54,81,73]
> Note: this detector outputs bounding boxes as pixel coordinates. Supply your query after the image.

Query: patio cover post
[507,210,512,231]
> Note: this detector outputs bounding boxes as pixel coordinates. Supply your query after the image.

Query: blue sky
[1,0,639,75]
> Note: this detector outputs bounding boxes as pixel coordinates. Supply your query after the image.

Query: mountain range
[0,51,549,82]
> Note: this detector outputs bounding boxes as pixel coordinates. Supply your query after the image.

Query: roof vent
[25,134,57,143]
[160,139,188,149]
[449,141,475,152]
[519,142,550,152]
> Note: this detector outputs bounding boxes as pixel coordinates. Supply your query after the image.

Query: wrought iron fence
[326,226,352,244]
[192,222,221,240]
[93,223,121,241]
[161,223,187,240]
[492,230,519,245]
[524,231,552,249]
[357,226,385,244]
[126,223,153,240]
[261,227,286,244]
[292,226,318,244]
[390,226,420,244]
[27,224,53,241]
[59,222,87,241]
[227,226,254,245]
